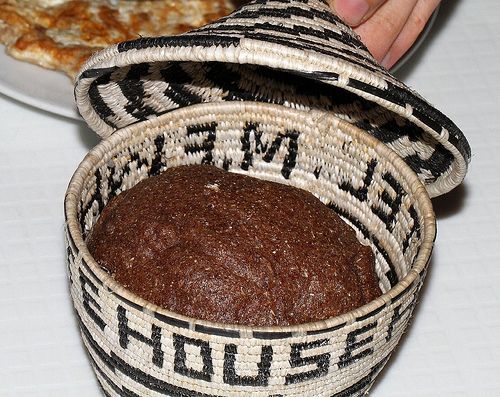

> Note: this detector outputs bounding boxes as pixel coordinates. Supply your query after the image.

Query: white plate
[0,45,79,119]
[0,8,438,121]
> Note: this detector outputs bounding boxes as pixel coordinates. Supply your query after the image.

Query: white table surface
[1,1,499,396]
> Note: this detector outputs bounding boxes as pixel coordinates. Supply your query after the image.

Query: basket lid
[74,0,470,197]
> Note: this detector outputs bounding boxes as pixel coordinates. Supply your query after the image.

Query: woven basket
[66,0,469,395]
[66,101,435,397]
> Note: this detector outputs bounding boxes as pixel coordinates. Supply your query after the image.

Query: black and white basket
[66,0,469,396]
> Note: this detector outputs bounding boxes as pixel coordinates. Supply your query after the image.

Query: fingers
[380,0,441,68]
[330,0,440,68]
[353,0,417,62]
[330,0,386,27]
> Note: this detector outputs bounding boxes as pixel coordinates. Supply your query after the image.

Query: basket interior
[74,102,428,298]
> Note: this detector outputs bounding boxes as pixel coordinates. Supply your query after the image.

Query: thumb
[330,0,386,27]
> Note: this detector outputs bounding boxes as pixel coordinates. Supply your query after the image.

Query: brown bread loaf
[87,165,380,326]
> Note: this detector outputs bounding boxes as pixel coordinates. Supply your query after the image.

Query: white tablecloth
[1,1,499,395]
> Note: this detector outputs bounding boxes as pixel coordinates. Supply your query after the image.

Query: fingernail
[334,0,370,26]
[381,52,392,69]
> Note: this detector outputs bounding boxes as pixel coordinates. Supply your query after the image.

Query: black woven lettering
[239,123,299,178]
[185,122,217,165]
[285,339,330,385]
[240,122,265,170]
[79,269,106,331]
[223,344,273,386]
[339,159,377,202]
[262,130,300,179]
[149,134,166,176]
[281,130,300,178]
[117,306,164,368]
[261,133,281,162]
[372,172,405,232]
[173,334,214,382]
[338,322,377,369]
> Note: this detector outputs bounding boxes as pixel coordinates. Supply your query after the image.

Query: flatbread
[0,0,237,80]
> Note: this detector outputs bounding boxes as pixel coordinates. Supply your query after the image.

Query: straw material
[75,0,469,197]
[65,101,435,397]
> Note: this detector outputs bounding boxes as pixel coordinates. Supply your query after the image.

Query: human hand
[329,0,441,69]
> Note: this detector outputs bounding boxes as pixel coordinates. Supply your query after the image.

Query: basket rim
[65,101,436,335]
[75,28,469,197]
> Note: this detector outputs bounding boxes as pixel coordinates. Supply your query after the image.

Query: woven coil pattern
[75,0,469,197]
[65,102,435,397]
